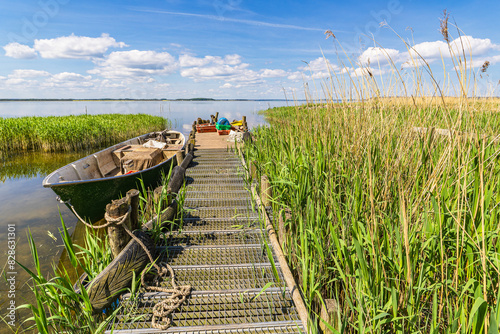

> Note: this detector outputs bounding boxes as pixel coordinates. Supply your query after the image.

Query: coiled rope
[66,200,191,330]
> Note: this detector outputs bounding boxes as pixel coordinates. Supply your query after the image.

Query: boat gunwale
[42,130,185,188]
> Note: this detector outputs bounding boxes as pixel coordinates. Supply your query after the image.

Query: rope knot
[103,206,132,226]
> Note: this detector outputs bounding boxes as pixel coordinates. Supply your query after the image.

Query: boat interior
[45,131,184,184]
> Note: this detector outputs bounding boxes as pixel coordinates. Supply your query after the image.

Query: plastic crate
[196,124,217,133]
[217,129,231,135]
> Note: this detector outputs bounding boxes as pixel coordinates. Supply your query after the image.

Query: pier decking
[106,132,305,333]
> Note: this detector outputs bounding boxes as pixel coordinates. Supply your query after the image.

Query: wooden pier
[106,131,307,333]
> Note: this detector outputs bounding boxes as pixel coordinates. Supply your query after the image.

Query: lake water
[0,100,289,333]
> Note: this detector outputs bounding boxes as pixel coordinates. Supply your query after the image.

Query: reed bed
[246,101,500,333]
[243,17,500,333]
[0,114,168,154]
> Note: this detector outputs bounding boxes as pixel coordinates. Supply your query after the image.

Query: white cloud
[298,57,343,79]
[359,47,400,66]
[406,36,499,63]
[9,69,50,78]
[260,69,288,78]
[408,40,448,60]
[35,72,94,90]
[302,57,332,72]
[179,54,242,67]
[340,66,385,77]
[224,54,242,65]
[449,36,499,56]
[453,54,500,70]
[50,72,92,82]
[180,54,256,83]
[181,63,249,81]
[34,33,127,59]
[89,50,177,78]
[180,55,286,86]
[287,71,304,81]
[179,54,213,67]
[3,42,37,59]
[5,78,34,86]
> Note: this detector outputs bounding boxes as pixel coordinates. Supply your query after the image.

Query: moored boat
[43,129,185,222]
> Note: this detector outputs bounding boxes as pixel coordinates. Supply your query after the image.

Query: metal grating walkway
[107,148,305,333]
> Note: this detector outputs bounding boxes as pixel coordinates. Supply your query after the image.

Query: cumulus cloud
[407,40,448,60]
[359,47,400,66]
[180,54,288,86]
[342,66,385,77]
[3,42,37,59]
[89,50,177,78]
[180,54,255,82]
[449,36,499,56]
[179,54,212,67]
[298,57,343,79]
[301,57,331,72]
[34,33,127,59]
[287,71,304,81]
[453,55,500,71]
[44,72,95,89]
[179,54,242,67]
[260,69,288,78]
[181,63,250,81]
[9,69,51,78]
[5,78,34,86]
[50,72,92,82]
[404,36,499,64]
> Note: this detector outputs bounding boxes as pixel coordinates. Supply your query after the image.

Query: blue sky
[0,0,499,99]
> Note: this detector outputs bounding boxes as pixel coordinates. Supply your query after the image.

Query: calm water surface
[0,100,288,333]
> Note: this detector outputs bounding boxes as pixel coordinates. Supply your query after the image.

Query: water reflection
[0,151,90,182]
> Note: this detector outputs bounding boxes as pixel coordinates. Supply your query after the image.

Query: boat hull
[51,157,177,222]
[43,130,184,223]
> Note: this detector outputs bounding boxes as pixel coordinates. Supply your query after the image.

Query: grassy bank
[244,101,500,333]
[0,114,168,154]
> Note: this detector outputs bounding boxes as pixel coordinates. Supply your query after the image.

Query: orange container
[196,124,216,133]
[217,129,231,135]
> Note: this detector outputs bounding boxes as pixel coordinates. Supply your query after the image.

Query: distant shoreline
[0,98,294,102]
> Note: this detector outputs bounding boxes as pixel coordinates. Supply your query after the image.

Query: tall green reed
[0,114,169,155]
[243,18,500,331]
[245,105,500,332]
[17,216,119,333]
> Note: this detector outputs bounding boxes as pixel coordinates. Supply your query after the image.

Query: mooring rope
[65,200,191,330]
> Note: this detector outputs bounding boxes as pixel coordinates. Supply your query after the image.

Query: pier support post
[278,208,291,249]
[320,299,340,334]
[261,175,272,207]
[126,189,140,231]
[160,201,178,228]
[188,139,195,153]
[106,197,132,258]
[215,112,219,122]
[249,160,257,180]
[176,150,185,166]
[153,186,174,211]
[167,165,186,195]
[242,116,248,131]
